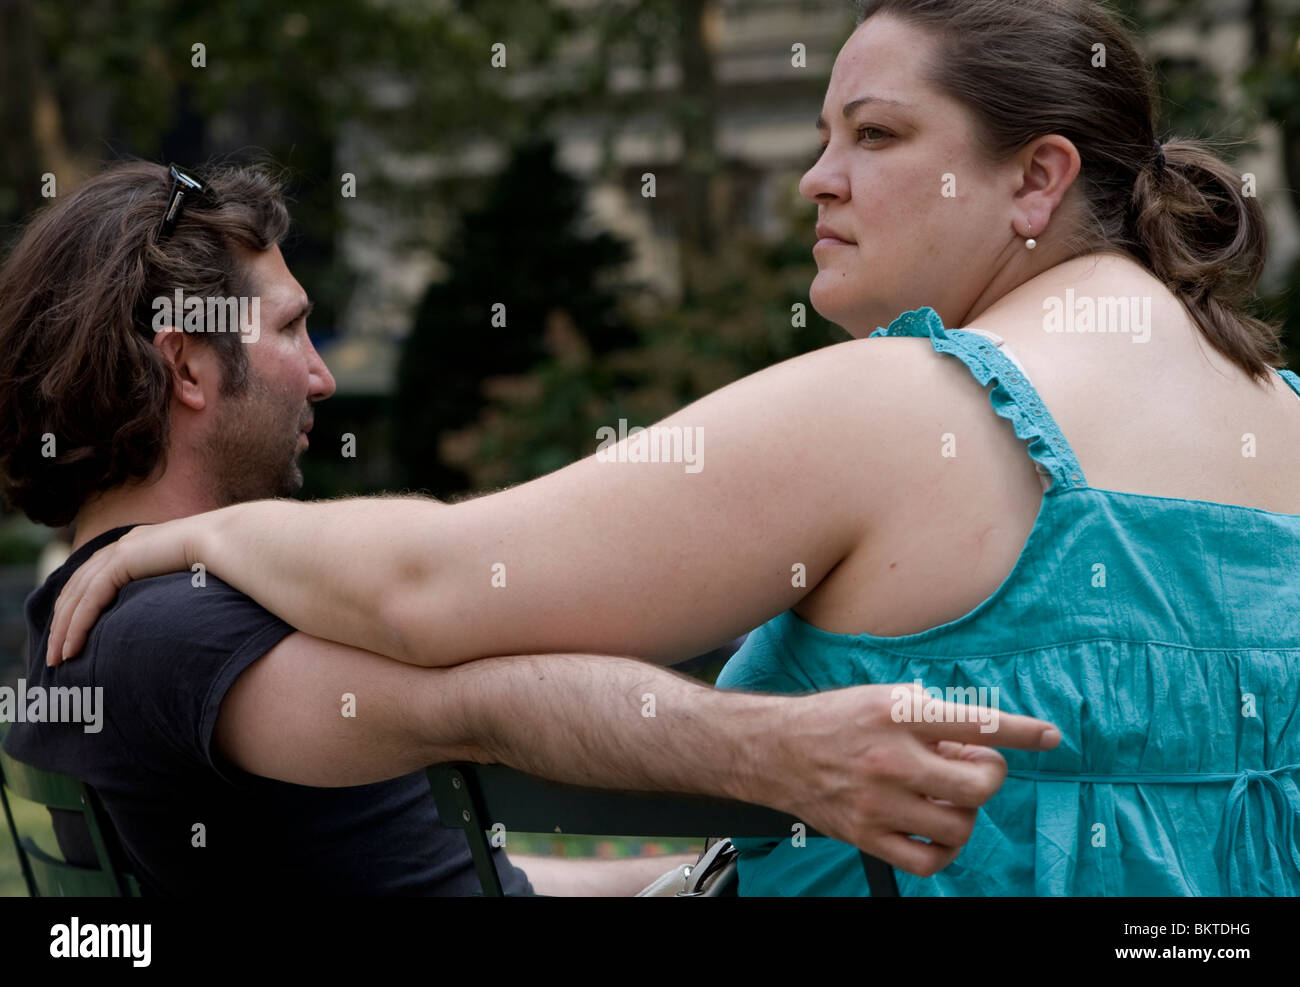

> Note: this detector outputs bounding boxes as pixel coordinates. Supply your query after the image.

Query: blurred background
[1,0,1298,891]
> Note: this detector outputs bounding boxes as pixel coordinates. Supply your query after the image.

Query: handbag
[634,837,739,897]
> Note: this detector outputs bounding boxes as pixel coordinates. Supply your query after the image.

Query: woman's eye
[807,128,888,167]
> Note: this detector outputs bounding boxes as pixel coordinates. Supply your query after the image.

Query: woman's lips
[814,223,855,249]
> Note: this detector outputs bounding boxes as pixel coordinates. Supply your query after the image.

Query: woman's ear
[1012,134,1082,238]
[152,329,219,412]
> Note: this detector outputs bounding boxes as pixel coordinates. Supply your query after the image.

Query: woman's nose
[799,147,850,204]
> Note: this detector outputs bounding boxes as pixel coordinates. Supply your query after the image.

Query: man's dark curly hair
[0,160,289,526]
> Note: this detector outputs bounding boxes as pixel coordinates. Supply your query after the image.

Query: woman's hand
[47,515,212,665]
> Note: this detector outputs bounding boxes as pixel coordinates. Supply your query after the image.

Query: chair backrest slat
[427,762,899,897]
[430,762,819,838]
[0,744,88,810]
[0,723,137,897]
[21,838,125,897]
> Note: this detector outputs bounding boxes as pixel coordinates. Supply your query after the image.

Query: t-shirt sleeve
[89,572,295,785]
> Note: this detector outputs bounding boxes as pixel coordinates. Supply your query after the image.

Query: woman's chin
[809,281,877,337]
[808,275,849,320]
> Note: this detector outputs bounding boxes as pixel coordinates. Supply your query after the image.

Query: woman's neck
[963,251,1182,339]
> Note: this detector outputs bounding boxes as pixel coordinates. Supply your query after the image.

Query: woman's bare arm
[51,338,917,666]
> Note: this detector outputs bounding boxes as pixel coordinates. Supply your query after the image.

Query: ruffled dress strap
[869,306,1088,493]
[1277,368,1300,400]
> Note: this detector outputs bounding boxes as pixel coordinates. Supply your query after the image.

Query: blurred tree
[394,138,641,494]
[0,0,585,332]
[1240,0,1300,358]
[441,191,843,491]
[1116,0,1300,358]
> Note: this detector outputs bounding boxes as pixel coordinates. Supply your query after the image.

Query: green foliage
[394,138,641,494]
[0,522,45,566]
[4,0,589,330]
[505,833,701,862]
[441,203,843,491]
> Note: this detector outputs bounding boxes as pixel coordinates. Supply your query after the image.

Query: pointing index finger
[907,707,1061,750]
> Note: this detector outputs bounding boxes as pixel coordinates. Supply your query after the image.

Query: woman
[51,0,1300,895]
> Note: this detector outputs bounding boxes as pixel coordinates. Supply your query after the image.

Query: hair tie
[1153,139,1166,177]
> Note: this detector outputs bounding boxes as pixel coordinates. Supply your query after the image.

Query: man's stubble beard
[204,363,307,508]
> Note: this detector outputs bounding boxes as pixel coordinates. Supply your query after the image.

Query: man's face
[202,245,335,506]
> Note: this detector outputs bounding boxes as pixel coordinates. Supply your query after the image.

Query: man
[0,160,1059,895]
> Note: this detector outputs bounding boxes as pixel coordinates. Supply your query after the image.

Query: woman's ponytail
[1130,140,1280,382]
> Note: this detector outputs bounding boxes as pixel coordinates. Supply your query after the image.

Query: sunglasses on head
[159,163,207,237]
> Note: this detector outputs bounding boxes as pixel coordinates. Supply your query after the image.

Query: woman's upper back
[719,280,1300,895]
[797,255,1300,640]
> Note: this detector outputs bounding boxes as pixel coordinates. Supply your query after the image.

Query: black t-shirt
[2,525,533,896]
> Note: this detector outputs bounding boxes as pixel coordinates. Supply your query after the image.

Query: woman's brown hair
[856,0,1279,382]
[0,160,290,526]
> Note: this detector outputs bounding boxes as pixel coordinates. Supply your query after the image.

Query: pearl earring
[1025,225,1037,250]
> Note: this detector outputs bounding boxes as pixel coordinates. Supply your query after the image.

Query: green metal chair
[427,762,899,896]
[1,735,899,897]
[0,723,141,897]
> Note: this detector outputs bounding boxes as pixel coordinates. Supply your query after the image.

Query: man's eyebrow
[815,95,912,130]
[283,299,314,325]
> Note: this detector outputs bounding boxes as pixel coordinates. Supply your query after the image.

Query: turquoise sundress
[716,306,1300,896]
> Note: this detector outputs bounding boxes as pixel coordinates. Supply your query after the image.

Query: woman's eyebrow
[815,94,913,130]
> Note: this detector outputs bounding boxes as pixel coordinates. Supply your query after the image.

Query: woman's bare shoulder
[739,332,1016,481]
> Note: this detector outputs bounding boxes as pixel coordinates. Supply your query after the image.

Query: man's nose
[306,339,336,401]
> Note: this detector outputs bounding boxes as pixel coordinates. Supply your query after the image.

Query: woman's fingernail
[1040,728,1061,747]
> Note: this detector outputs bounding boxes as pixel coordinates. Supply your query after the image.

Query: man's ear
[1011,134,1082,239]
[152,329,222,413]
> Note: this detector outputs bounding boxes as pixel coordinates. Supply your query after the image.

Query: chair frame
[427,762,899,896]
[1,738,900,897]
[0,725,140,897]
